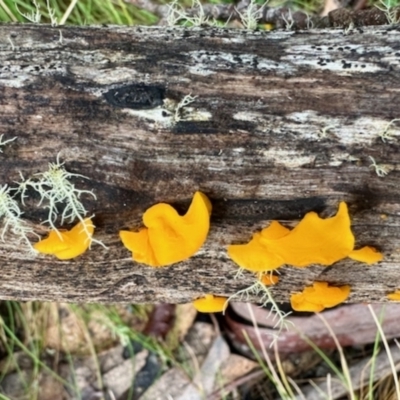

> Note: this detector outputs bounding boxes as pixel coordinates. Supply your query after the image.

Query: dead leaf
[143,304,176,339]
[101,350,148,399]
[179,321,218,366]
[38,372,68,400]
[139,368,192,400]
[172,303,198,342]
[215,354,258,389]
[177,336,231,400]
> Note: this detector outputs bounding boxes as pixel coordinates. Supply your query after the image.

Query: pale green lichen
[226,275,292,346]
[16,0,58,26]
[376,0,400,24]
[167,0,210,27]
[0,135,16,152]
[369,156,391,177]
[0,185,37,252]
[235,0,269,30]
[18,154,96,239]
[377,119,400,143]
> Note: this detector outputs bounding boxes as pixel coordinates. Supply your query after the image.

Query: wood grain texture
[0,23,399,304]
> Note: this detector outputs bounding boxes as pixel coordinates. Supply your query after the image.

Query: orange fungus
[119,191,212,267]
[387,291,400,301]
[193,294,227,313]
[348,246,383,264]
[228,202,383,272]
[290,281,351,312]
[34,218,94,260]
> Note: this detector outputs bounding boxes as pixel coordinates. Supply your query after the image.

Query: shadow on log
[0,23,399,303]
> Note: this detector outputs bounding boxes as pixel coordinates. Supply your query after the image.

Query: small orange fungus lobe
[260,274,279,286]
[34,218,94,260]
[119,191,212,267]
[290,281,351,312]
[387,291,400,301]
[348,246,383,264]
[193,294,227,313]
[228,202,383,272]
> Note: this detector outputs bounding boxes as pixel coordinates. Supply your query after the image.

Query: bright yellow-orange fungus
[193,294,227,313]
[387,290,400,301]
[228,202,383,272]
[348,246,383,264]
[34,218,94,260]
[290,281,351,312]
[119,191,212,267]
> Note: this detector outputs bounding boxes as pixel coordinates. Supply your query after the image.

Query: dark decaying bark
[0,23,400,304]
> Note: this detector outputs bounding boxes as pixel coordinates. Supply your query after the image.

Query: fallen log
[0,22,399,304]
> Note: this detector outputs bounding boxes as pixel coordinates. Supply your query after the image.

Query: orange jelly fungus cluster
[387,291,400,301]
[192,294,227,313]
[119,191,212,267]
[32,194,385,314]
[34,218,94,260]
[290,281,351,312]
[228,202,383,273]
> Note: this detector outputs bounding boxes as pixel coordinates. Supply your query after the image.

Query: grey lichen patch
[261,148,315,168]
[124,106,173,125]
[286,112,400,146]
[188,64,214,76]
[233,111,264,122]
[71,67,142,85]
[0,63,67,88]
[282,41,400,74]
[221,37,246,44]
[282,52,383,74]
[188,50,295,74]
[123,95,212,128]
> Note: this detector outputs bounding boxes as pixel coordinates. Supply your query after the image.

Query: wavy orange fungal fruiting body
[290,281,351,312]
[228,202,383,272]
[348,246,383,264]
[387,290,400,301]
[192,294,227,313]
[34,218,94,260]
[119,191,212,267]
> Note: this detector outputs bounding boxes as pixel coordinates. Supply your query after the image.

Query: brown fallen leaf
[143,304,176,340]
[139,368,192,400]
[101,350,148,399]
[139,323,224,400]
[217,354,258,387]
[177,336,231,400]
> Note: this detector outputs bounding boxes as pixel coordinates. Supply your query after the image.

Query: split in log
[0,22,400,304]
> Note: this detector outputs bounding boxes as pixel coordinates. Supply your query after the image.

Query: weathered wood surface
[0,23,400,304]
